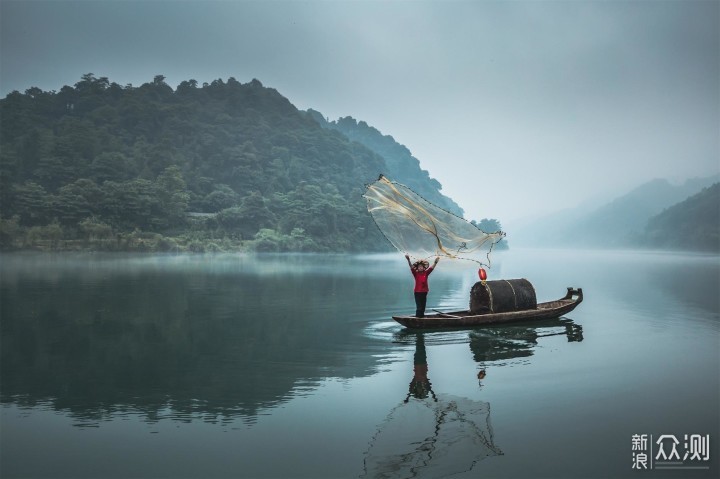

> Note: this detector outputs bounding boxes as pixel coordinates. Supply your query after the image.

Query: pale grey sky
[1,0,718,225]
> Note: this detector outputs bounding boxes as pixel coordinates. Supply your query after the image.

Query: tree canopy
[0,74,480,252]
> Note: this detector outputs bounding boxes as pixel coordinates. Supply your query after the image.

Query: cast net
[364,175,505,267]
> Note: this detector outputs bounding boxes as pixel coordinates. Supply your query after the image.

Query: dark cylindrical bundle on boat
[469,279,537,314]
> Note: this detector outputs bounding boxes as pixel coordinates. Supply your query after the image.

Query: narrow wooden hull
[393,288,583,329]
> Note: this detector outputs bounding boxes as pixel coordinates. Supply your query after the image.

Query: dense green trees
[2,74,464,252]
[1,74,509,253]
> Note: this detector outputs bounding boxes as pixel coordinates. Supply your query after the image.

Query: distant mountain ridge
[512,174,720,249]
[305,110,464,217]
[640,183,719,252]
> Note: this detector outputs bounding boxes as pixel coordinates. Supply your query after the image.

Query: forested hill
[512,174,719,250]
[639,183,719,252]
[0,74,460,252]
[305,110,463,217]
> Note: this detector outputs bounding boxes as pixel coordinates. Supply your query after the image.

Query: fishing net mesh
[364,176,505,267]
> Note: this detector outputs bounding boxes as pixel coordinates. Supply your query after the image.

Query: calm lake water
[1,249,718,478]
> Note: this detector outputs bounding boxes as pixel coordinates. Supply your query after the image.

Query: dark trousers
[414,292,428,318]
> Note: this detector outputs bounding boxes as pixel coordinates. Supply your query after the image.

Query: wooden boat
[393,287,583,329]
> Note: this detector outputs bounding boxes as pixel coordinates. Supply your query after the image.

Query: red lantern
[478,268,487,281]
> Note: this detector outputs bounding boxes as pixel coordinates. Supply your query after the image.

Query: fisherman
[405,254,439,318]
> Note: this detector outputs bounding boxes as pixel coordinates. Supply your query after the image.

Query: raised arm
[405,254,413,269]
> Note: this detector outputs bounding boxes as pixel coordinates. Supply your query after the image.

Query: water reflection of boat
[362,335,502,478]
[393,317,583,366]
[393,287,583,329]
[469,317,584,364]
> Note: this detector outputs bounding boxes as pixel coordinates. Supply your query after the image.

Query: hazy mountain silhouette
[511,174,719,249]
[639,183,719,252]
[306,110,463,217]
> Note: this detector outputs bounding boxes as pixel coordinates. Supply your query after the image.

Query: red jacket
[412,267,434,293]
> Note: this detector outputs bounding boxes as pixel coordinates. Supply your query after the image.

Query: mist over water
[1,250,718,478]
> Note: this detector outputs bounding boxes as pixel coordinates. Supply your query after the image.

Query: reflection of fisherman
[364,331,504,478]
[405,334,437,402]
[405,254,439,318]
